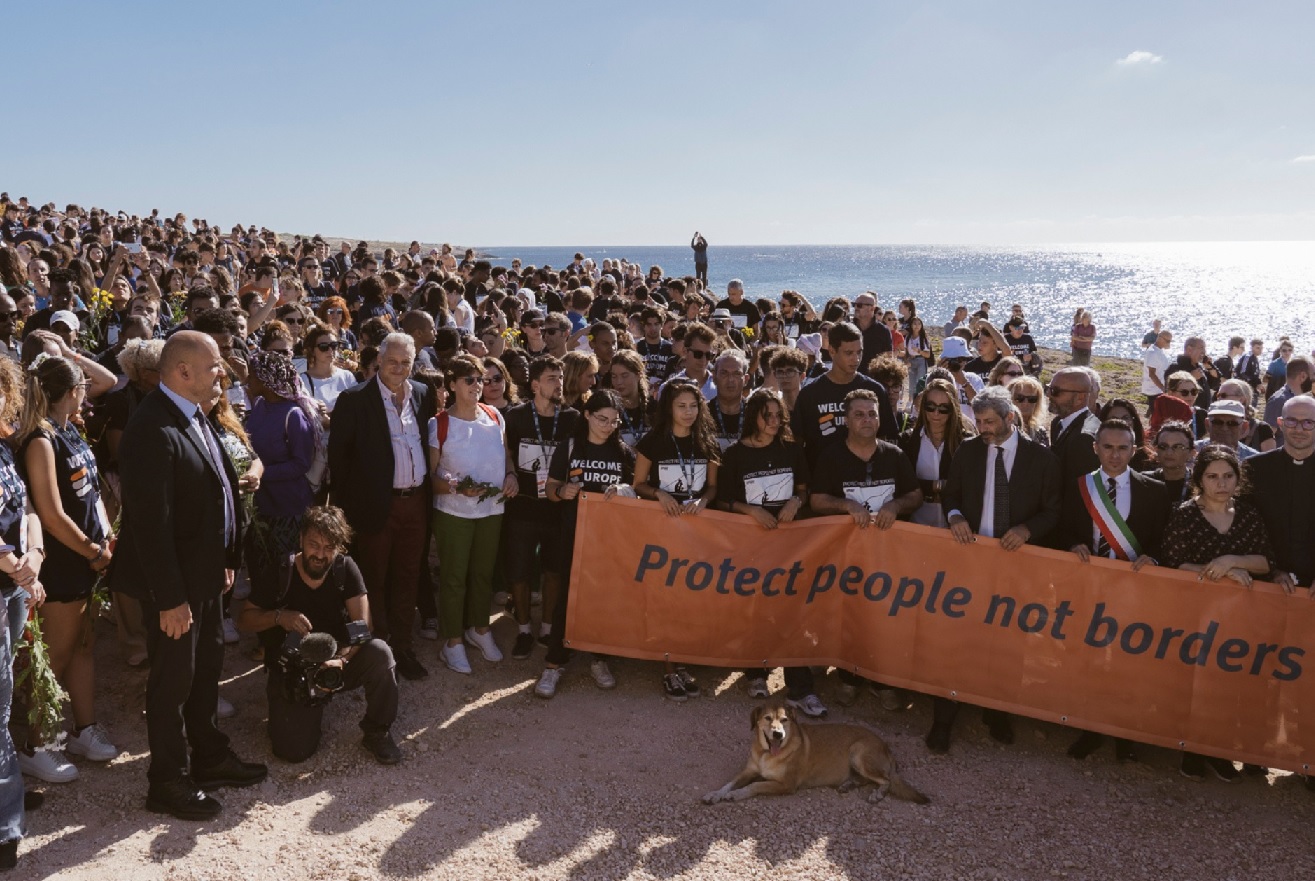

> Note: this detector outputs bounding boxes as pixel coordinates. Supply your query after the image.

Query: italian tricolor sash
[1078,472,1142,561]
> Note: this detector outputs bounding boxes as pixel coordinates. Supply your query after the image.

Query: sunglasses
[1155,442,1190,452]
[1012,395,1039,404]
[284,317,304,325]
[326,308,343,315]
[524,321,544,329]
[484,374,505,384]
[1173,387,1199,396]
[268,347,293,357]
[459,375,485,386]
[922,402,954,415]
[0,311,16,321]
[544,328,561,336]
[315,341,341,352]
[1209,418,1241,428]
[1003,370,1024,378]
[1046,386,1083,396]
[687,349,710,360]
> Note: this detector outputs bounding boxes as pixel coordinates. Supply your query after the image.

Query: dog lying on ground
[702,700,929,805]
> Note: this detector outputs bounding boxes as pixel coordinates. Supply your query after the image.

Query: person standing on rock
[690,232,708,286]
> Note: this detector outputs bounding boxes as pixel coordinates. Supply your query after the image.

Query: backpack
[433,403,502,457]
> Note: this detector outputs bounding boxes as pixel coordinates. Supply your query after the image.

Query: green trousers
[432,511,504,639]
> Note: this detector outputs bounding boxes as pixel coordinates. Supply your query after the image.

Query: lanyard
[532,405,559,449]
[713,404,738,441]
[671,433,698,496]
[620,405,644,440]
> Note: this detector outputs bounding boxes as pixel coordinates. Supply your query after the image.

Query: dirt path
[20,612,1313,880]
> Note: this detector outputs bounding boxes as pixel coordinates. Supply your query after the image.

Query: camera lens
[313,665,344,692]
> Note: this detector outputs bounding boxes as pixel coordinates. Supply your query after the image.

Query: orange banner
[565,495,1315,773]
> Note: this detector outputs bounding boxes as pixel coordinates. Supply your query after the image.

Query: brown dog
[702,700,929,805]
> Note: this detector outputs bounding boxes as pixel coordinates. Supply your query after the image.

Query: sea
[479,243,1315,359]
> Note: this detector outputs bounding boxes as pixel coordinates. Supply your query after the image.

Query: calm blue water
[481,243,1315,358]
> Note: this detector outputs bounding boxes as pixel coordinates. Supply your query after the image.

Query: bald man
[112,331,266,819]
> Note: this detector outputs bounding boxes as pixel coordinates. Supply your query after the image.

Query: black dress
[20,423,106,602]
[1159,499,1274,572]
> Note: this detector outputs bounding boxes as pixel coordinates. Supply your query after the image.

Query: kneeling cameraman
[237,506,402,764]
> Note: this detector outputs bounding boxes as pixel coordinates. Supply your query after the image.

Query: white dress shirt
[378,379,427,489]
[1093,468,1132,556]
[978,429,1020,538]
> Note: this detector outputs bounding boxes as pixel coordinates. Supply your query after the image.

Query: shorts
[501,515,563,582]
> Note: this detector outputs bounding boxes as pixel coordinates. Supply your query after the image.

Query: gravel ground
[19,610,1314,881]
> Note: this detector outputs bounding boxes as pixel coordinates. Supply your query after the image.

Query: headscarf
[249,350,326,460]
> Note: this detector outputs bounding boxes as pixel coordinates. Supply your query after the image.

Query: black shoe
[362,730,403,765]
[1114,739,1138,764]
[535,631,551,649]
[985,714,1015,745]
[1206,757,1241,783]
[925,722,952,755]
[1067,731,1105,760]
[0,838,15,871]
[511,632,535,660]
[675,667,700,698]
[22,790,42,811]
[394,649,429,681]
[1180,753,1206,780]
[192,752,268,792]
[146,778,222,820]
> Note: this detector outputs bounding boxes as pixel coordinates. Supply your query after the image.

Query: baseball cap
[51,310,80,332]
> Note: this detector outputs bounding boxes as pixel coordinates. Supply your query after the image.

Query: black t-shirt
[716,439,809,514]
[249,555,367,663]
[635,430,715,502]
[548,438,636,514]
[709,402,744,452]
[1006,333,1038,365]
[860,320,894,369]
[811,440,917,514]
[636,338,677,385]
[963,355,1001,379]
[714,298,761,330]
[619,403,652,449]
[792,372,897,468]
[781,316,819,341]
[504,401,581,518]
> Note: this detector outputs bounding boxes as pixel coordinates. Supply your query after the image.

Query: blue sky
[7,1,1313,245]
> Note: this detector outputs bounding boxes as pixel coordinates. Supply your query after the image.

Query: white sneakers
[788,694,829,718]
[66,724,119,762]
[463,628,503,663]
[440,642,473,674]
[589,659,616,690]
[18,748,79,783]
[535,667,563,698]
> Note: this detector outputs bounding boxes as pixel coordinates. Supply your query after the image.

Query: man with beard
[238,506,401,765]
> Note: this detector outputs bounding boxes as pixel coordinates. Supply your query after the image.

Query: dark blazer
[942,432,1061,544]
[1244,448,1315,583]
[898,428,956,498]
[110,388,244,610]
[327,375,435,533]
[1060,469,1171,559]
[1051,409,1101,498]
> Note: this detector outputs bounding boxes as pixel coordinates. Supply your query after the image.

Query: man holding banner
[932,386,1060,752]
[1061,417,1171,761]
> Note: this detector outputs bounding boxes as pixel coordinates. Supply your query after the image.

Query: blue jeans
[0,588,29,844]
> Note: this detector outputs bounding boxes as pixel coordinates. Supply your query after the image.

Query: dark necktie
[194,409,236,547]
[992,446,1011,538]
[1095,476,1116,557]
[1051,416,1063,442]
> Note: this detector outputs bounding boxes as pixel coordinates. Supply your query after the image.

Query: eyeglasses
[315,341,341,352]
[459,376,485,386]
[922,402,954,415]
[0,311,15,321]
[1012,395,1039,404]
[484,374,505,384]
[1155,442,1190,452]
[284,316,304,325]
[326,308,343,315]
[589,412,620,426]
[1283,418,1315,431]
[1209,418,1241,428]
[773,368,801,378]
[1172,387,1199,396]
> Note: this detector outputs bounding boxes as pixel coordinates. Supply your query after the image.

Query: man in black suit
[1245,395,1315,596]
[327,333,436,681]
[929,386,1061,753]
[112,331,266,820]
[1060,417,1171,762]
[1048,367,1101,516]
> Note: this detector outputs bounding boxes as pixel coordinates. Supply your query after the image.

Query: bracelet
[90,545,104,563]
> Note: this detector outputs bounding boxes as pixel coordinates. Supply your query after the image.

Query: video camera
[278,621,371,706]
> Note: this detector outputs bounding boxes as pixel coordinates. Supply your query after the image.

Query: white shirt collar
[1099,468,1131,490]
[1059,407,1089,434]
[159,381,201,420]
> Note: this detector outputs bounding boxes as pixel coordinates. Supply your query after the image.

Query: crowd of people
[0,194,1312,868]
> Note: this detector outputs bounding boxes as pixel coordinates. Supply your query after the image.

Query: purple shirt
[247,397,316,518]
